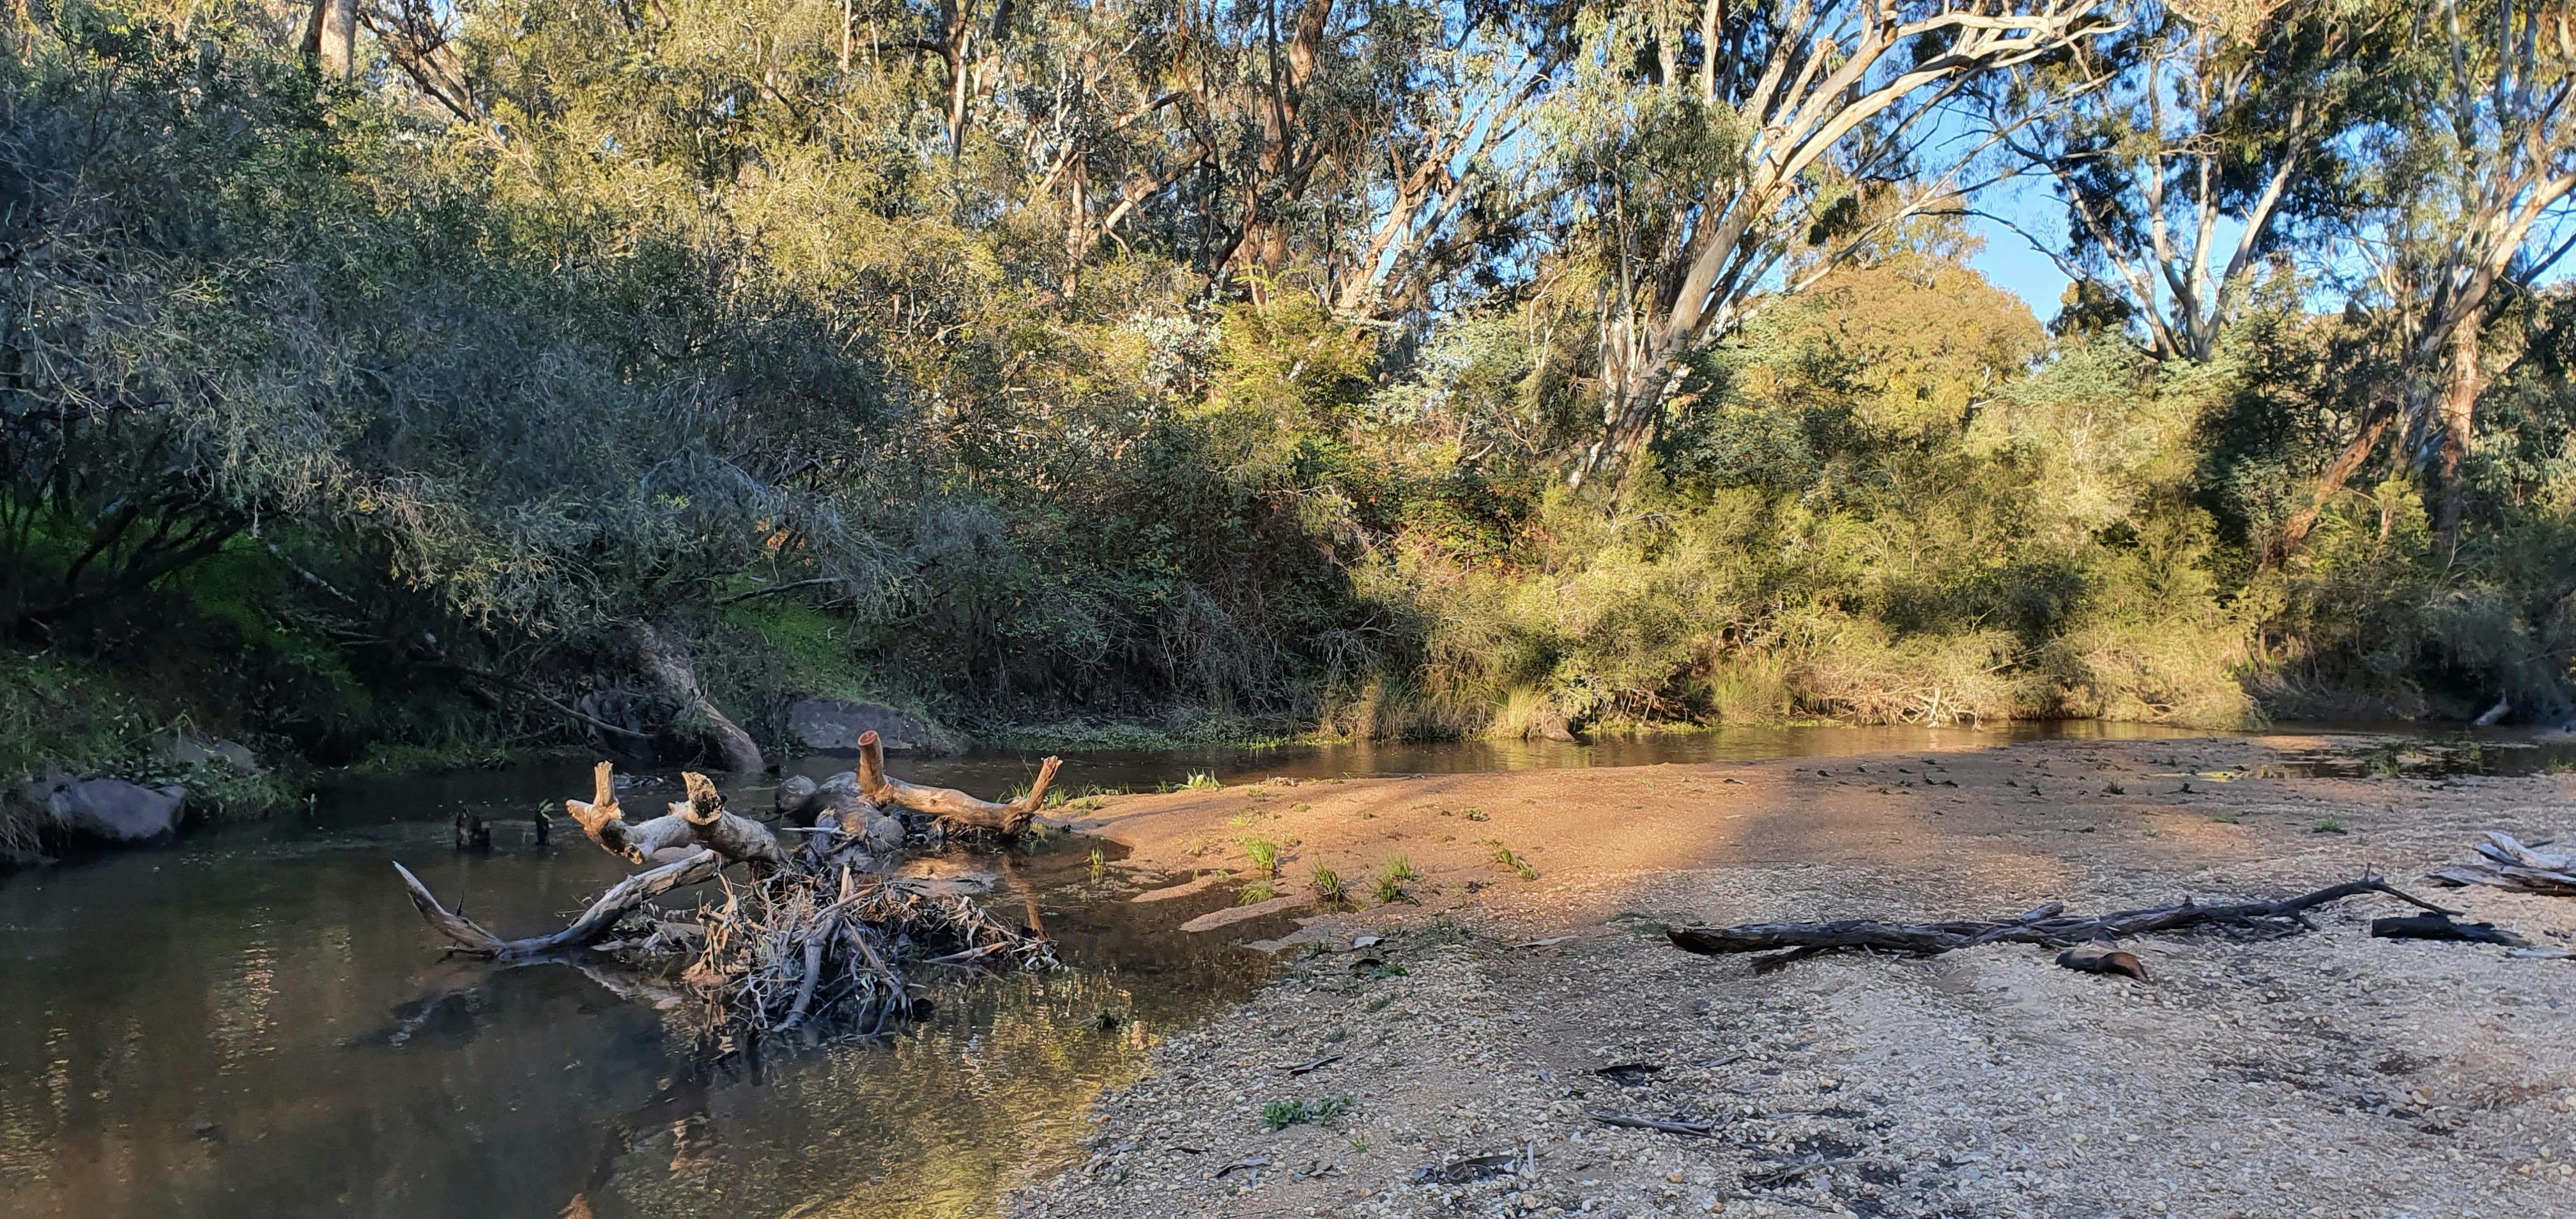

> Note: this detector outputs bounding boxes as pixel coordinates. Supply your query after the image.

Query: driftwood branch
[2429,832,2576,895]
[392,849,724,959]
[855,730,1057,834]
[561,761,790,871]
[1668,876,2460,970]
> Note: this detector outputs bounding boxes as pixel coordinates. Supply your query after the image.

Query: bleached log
[2430,832,2576,895]
[855,730,1057,834]
[562,762,789,871]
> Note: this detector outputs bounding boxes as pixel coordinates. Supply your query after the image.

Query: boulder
[160,735,262,773]
[785,699,958,755]
[25,772,186,843]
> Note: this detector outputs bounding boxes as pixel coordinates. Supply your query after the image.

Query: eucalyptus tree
[1551,0,2119,483]
[2274,0,2576,558]
[1980,0,2393,361]
[999,0,1566,303]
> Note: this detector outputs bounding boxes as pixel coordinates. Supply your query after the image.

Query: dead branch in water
[395,849,724,959]
[392,753,1059,1036]
[1667,875,2459,972]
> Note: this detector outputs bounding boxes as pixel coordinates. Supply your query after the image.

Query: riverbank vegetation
[3,0,2573,818]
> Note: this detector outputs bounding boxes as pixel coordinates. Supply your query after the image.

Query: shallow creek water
[0,720,2550,1218]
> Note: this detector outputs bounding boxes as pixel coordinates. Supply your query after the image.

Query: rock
[158,733,261,772]
[774,774,820,816]
[1179,894,1306,932]
[26,772,186,843]
[1131,873,1229,903]
[861,812,907,853]
[785,699,958,755]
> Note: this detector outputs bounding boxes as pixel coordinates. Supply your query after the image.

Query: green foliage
[1484,840,1538,880]
[4,0,2574,816]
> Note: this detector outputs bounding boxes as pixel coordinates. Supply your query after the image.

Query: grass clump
[1308,864,1347,902]
[2312,818,2347,834]
[1370,854,1420,903]
[1183,772,1222,792]
[1239,836,1281,877]
[1261,1094,1355,1130]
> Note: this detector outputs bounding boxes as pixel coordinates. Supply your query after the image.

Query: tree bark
[319,0,355,80]
[2264,399,2396,566]
[2432,310,2483,551]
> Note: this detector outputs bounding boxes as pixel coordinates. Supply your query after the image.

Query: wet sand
[1013,734,2576,1218]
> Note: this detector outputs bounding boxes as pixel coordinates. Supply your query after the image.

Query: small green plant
[1485,840,1537,880]
[1381,854,1420,881]
[2104,781,2125,795]
[1239,880,1278,904]
[1344,1128,1369,1153]
[1087,846,1106,882]
[1183,772,1222,792]
[2312,818,2348,834]
[1368,962,1408,979]
[1239,836,1280,876]
[1372,871,1406,903]
[1308,864,1347,902]
[1259,1094,1353,1130]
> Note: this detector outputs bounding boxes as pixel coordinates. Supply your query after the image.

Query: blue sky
[1963,175,2074,322]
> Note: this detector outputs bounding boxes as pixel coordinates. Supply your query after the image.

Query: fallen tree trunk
[630,620,764,774]
[394,848,724,959]
[2429,832,2576,896]
[1667,876,2458,971]
[854,730,1058,835]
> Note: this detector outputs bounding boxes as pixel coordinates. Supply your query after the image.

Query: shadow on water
[4,719,2562,1217]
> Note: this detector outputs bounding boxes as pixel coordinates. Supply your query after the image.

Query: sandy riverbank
[1009,734,2576,1219]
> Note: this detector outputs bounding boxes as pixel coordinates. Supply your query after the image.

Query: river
[0,720,2530,1218]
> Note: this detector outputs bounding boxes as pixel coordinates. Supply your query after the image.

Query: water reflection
[0,779,1271,1219]
[776,719,2221,799]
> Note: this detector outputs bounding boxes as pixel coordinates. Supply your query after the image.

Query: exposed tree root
[1667,875,2460,972]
